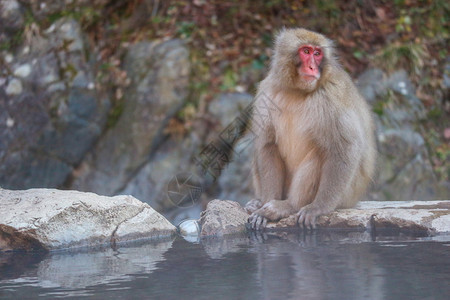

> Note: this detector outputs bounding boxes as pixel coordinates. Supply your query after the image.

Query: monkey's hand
[248,200,293,230]
[244,199,263,214]
[296,204,324,230]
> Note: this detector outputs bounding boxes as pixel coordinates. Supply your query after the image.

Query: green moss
[372,101,385,116]
[106,101,125,129]
[176,22,196,39]
[0,41,11,52]
[63,63,78,81]
[220,68,238,91]
[427,108,442,120]
[45,6,101,29]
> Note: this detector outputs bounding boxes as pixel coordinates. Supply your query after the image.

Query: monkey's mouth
[297,68,320,81]
[299,72,320,81]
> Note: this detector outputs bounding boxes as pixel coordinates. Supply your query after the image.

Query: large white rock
[0,188,176,251]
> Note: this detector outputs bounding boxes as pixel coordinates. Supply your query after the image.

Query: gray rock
[199,200,249,237]
[217,134,255,206]
[356,69,446,201]
[72,39,190,196]
[196,200,449,237]
[0,188,176,251]
[0,17,110,189]
[383,70,426,122]
[119,135,203,211]
[0,0,24,34]
[208,92,255,204]
[356,68,386,103]
[444,59,450,89]
[370,128,439,201]
[271,201,450,236]
[208,92,253,127]
[4,78,22,95]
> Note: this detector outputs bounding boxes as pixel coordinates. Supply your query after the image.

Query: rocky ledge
[0,188,176,251]
[199,199,450,237]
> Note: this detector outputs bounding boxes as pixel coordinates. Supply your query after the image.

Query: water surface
[1,231,449,299]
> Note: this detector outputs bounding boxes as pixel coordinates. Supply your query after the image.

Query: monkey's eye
[303,48,310,54]
[314,50,321,56]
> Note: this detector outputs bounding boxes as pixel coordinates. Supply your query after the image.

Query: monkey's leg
[254,143,285,202]
[287,154,321,211]
[297,149,360,230]
[251,154,321,227]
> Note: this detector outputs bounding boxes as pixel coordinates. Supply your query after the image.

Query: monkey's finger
[310,217,317,230]
[250,215,256,230]
[255,215,264,230]
[248,214,256,228]
[262,217,267,229]
[304,214,313,231]
[251,214,261,230]
[297,212,305,229]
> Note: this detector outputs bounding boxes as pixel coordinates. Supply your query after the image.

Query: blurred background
[0,0,448,222]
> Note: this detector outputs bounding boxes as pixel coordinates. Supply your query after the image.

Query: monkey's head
[269,28,336,93]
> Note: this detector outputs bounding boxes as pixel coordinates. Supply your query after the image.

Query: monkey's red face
[298,45,323,81]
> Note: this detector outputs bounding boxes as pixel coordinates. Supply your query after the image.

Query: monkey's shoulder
[322,71,365,107]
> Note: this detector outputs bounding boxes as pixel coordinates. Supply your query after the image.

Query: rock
[208,93,255,205]
[0,0,24,34]
[72,39,190,196]
[208,92,253,127]
[217,134,255,206]
[119,134,203,212]
[5,78,22,95]
[355,69,446,201]
[270,201,450,236]
[0,188,176,251]
[0,17,110,189]
[197,200,450,237]
[356,68,385,103]
[13,64,31,78]
[199,200,249,237]
[444,58,450,90]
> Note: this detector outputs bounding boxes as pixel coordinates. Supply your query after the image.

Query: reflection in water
[0,231,449,299]
[0,240,173,298]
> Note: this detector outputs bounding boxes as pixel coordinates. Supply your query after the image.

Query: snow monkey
[246,28,376,230]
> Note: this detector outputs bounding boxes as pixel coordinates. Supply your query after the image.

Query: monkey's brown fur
[246,28,376,230]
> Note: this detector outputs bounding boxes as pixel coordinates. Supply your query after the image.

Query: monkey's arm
[247,124,286,228]
[254,144,285,201]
